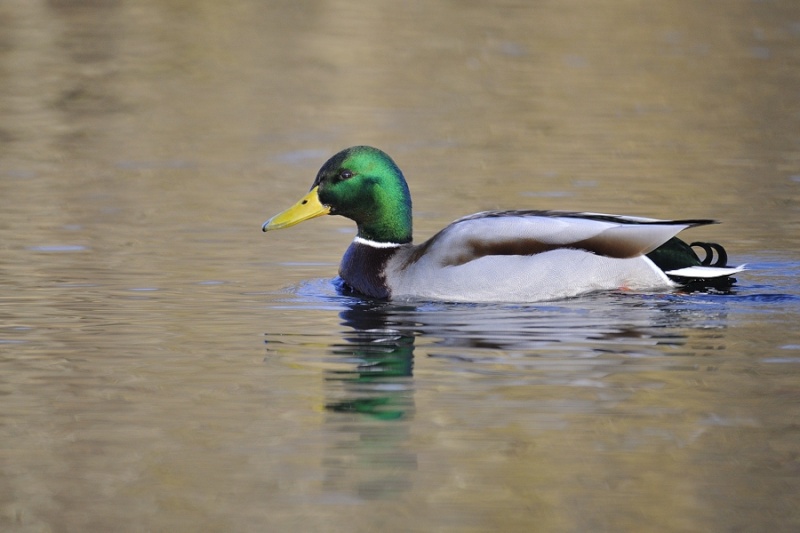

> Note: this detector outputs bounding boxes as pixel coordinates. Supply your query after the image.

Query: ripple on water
[27,245,87,252]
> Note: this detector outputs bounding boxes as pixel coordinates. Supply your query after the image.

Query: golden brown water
[2,1,799,531]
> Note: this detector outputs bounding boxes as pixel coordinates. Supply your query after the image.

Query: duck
[262,146,744,302]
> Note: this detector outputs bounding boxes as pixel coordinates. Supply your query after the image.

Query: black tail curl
[690,241,728,267]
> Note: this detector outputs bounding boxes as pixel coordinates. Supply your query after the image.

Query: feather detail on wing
[406,211,716,268]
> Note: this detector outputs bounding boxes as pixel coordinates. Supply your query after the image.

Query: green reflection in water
[325,300,416,421]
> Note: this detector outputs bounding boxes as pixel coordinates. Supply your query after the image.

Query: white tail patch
[665,264,746,278]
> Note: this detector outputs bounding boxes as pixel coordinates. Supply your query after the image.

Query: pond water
[2,1,799,531]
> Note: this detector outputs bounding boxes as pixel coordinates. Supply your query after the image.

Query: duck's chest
[338,242,400,299]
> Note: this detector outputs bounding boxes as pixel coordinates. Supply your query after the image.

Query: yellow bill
[262,186,331,232]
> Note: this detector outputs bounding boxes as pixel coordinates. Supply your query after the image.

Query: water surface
[1,1,799,531]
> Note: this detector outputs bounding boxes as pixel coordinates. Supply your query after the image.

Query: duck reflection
[324,299,416,419]
[316,291,730,411]
[320,298,418,500]
[272,286,732,502]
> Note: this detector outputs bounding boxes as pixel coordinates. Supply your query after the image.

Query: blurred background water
[1,1,799,531]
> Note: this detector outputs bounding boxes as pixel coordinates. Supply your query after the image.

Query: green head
[263,146,413,244]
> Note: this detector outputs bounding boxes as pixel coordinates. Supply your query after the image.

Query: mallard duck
[262,146,744,302]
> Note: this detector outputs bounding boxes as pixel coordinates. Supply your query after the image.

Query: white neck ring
[353,236,403,249]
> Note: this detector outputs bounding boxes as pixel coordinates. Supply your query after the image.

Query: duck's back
[386,246,670,302]
[382,211,699,302]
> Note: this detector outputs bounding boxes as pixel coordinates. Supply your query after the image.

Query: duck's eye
[339,170,353,180]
